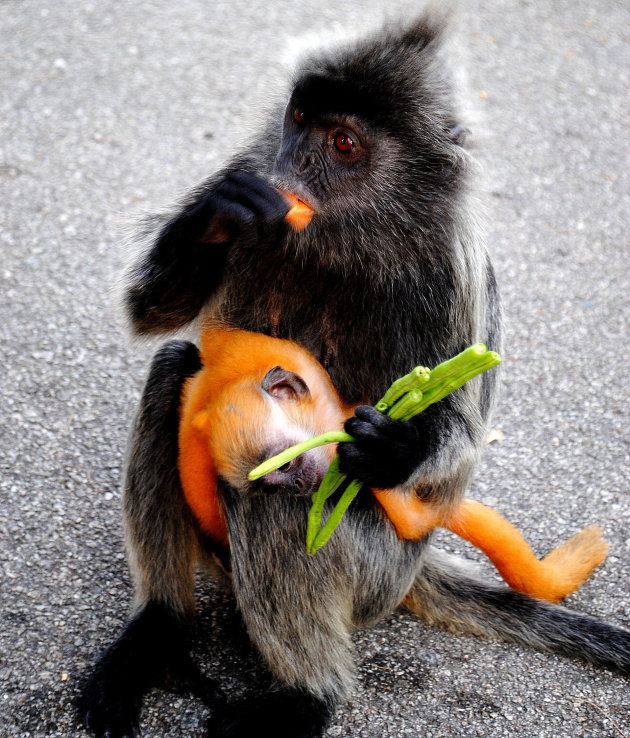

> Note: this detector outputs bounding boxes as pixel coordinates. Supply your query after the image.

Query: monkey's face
[272,113,367,214]
[271,76,384,221]
[206,365,339,498]
[270,59,467,246]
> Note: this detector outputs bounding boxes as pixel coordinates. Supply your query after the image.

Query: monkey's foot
[207,687,333,738]
[79,658,143,738]
[80,601,223,737]
[80,650,223,738]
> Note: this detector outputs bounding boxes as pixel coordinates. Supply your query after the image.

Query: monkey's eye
[293,108,307,124]
[333,132,355,152]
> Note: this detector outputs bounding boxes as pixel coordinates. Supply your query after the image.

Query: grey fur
[405,547,630,674]
[220,481,428,702]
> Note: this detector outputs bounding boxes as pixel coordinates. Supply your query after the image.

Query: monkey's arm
[126,169,289,335]
[339,256,500,499]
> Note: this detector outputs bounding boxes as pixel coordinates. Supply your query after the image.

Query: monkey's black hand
[199,170,290,248]
[337,405,430,489]
[127,170,290,333]
[207,688,331,738]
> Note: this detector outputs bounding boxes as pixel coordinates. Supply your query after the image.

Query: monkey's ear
[262,366,310,401]
[447,123,471,146]
[396,10,449,51]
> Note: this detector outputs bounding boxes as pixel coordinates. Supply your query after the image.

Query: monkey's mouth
[251,452,324,497]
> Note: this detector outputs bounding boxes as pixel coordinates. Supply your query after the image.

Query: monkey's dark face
[270,40,469,242]
[272,92,376,215]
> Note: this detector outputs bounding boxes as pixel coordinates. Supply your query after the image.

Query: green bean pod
[306,458,347,550]
[307,479,363,554]
[421,343,487,391]
[387,389,424,421]
[411,351,501,414]
[375,365,430,412]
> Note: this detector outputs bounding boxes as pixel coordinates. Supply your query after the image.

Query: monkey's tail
[403,547,630,675]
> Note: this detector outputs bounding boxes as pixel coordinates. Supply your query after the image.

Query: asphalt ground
[1,1,628,736]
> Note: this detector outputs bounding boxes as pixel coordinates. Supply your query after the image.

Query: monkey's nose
[294,152,315,175]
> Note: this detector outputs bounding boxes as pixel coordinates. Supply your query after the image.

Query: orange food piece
[277,189,315,231]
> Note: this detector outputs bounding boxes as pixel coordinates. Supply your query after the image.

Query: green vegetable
[308,478,363,551]
[374,365,430,412]
[305,457,347,548]
[387,389,424,422]
[247,343,501,555]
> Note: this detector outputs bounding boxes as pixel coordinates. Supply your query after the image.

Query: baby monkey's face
[207,365,343,497]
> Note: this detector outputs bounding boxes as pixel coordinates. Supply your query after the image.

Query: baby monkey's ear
[261,366,310,401]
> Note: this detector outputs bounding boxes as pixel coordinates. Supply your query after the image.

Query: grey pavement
[1,1,629,736]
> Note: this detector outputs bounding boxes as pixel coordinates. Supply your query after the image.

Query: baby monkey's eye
[333,132,354,152]
[293,108,307,124]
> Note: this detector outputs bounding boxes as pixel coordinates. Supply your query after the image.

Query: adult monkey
[80,13,630,738]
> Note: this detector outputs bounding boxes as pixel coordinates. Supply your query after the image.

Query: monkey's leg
[405,546,630,675]
[208,493,354,738]
[80,341,221,738]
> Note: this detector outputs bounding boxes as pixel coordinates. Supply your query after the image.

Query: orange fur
[372,489,444,539]
[448,500,608,602]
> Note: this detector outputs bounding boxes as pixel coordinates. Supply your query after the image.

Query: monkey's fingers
[203,187,313,242]
[346,405,414,440]
[79,674,142,738]
[201,194,259,244]
[202,171,290,244]
[207,688,331,737]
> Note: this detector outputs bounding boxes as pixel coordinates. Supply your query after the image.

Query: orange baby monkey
[178,328,349,547]
[178,327,607,603]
